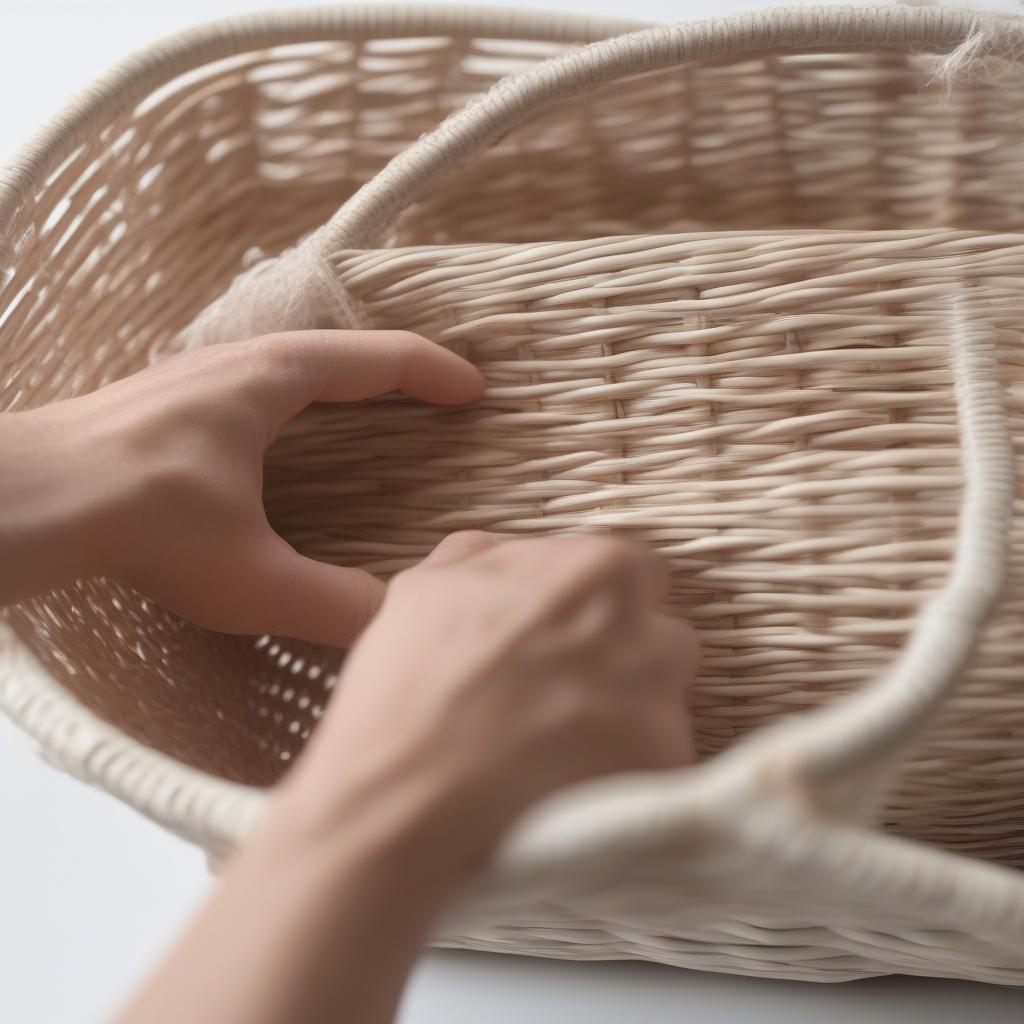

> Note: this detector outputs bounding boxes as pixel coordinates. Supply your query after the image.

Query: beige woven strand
[4,3,1024,984]
[328,274,1014,873]
[313,7,1021,806]
[176,6,1024,345]
[0,5,646,230]
[326,7,1024,249]
[769,290,1016,800]
[222,4,1022,796]
[0,0,651,858]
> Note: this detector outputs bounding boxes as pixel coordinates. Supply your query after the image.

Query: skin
[0,331,698,1024]
[0,330,485,644]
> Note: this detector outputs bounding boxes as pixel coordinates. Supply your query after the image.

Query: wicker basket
[3,4,1024,984]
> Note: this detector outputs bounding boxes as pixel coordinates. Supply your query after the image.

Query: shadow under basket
[2,5,1024,985]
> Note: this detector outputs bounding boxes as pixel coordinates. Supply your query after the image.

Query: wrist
[6,405,144,600]
[255,761,477,901]
[119,754,460,1024]
[0,407,107,600]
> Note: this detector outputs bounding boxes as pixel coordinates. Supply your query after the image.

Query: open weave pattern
[6,8,1023,790]
[392,50,1024,245]
[0,10,653,391]
[2,4,1024,985]
[177,24,1024,347]
[0,8,646,783]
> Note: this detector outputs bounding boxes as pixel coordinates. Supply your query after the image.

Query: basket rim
[2,7,1023,945]
[0,618,260,854]
[0,0,650,847]
[0,2,648,239]
[2,227,1019,875]
[327,2,1024,251]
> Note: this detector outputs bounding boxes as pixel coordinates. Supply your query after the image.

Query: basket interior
[1,36,1023,864]
[303,229,1023,868]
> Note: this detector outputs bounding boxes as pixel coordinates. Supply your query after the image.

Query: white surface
[2,2,1022,1022]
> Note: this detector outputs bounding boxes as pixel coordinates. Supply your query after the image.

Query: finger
[629,541,672,605]
[220,531,387,647]
[419,530,505,568]
[255,329,486,428]
[653,612,701,693]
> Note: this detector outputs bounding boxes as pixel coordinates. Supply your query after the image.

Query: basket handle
[322,6,1024,252]
[177,6,1024,348]
[441,291,1016,878]
[311,5,1021,808]
[737,290,1015,808]
[184,10,1016,812]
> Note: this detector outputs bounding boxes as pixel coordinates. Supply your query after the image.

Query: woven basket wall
[0,6,645,778]
[2,5,1024,985]
[290,227,1024,866]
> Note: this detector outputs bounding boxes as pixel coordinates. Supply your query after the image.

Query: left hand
[0,330,484,646]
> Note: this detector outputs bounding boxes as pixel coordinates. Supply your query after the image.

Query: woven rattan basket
[3,4,1024,984]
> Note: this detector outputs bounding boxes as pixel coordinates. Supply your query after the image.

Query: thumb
[260,330,486,435]
[225,531,386,647]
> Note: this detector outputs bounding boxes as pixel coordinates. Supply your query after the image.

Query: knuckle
[247,333,313,386]
[379,330,423,362]
[389,560,453,601]
[440,530,497,558]
[242,332,331,390]
[547,535,646,606]
[214,335,280,377]
[388,565,424,595]
[571,535,638,577]
[544,535,609,576]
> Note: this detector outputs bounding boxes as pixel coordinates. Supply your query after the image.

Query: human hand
[0,331,484,645]
[275,531,698,877]
[115,534,696,1024]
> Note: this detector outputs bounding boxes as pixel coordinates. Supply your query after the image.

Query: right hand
[273,532,699,877]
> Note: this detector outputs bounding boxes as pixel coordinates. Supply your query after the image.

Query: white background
[2,2,1022,1021]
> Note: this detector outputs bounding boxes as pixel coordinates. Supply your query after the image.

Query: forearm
[113,773,467,1024]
